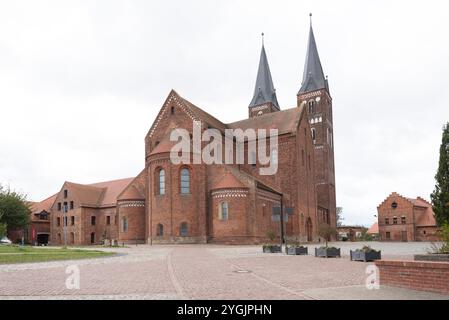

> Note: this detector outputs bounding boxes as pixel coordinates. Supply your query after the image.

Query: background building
[377,192,440,242]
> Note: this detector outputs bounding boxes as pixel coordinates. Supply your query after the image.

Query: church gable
[145,90,227,159]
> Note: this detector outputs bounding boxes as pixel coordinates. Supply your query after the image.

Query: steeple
[298,14,329,95]
[249,34,280,112]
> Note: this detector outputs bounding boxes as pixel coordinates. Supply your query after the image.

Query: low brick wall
[375,260,449,294]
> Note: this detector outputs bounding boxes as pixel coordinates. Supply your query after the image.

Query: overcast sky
[1,0,448,227]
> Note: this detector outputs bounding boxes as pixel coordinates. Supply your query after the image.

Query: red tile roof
[31,194,57,214]
[89,178,135,206]
[227,106,303,136]
[150,136,178,155]
[61,177,134,207]
[379,192,437,228]
[153,90,305,138]
[211,171,247,190]
[367,222,379,234]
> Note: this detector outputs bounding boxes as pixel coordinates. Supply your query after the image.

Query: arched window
[180,168,190,194]
[122,217,128,232]
[156,224,164,236]
[311,128,316,142]
[271,148,278,166]
[308,100,315,114]
[157,168,165,195]
[219,202,229,220]
[180,222,188,236]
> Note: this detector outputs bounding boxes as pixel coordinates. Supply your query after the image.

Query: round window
[391,202,398,209]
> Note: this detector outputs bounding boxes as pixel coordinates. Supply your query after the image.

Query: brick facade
[32,23,337,245]
[35,87,336,246]
[377,192,440,242]
[297,89,336,238]
[376,260,449,294]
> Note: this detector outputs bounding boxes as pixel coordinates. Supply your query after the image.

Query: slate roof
[298,24,328,95]
[249,44,280,110]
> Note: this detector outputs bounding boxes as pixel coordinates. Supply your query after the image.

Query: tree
[357,227,372,241]
[431,123,449,226]
[317,223,337,247]
[336,207,344,227]
[0,184,30,233]
[0,212,6,239]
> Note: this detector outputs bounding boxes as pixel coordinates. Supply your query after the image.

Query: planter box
[414,254,449,262]
[286,246,308,255]
[350,250,381,262]
[263,245,282,253]
[315,247,341,258]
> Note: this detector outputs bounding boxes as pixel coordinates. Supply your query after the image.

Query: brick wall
[377,193,416,241]
[375,260,449,294]
[117,201,145,244]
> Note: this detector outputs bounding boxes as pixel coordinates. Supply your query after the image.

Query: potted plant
[314,223,340,258]
[262,230,281,253]
[350,245,381,262]
[286,237,308,255]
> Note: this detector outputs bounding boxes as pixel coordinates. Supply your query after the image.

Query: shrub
[266,230,276,242]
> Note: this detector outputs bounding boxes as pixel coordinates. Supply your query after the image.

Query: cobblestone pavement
[1,242,448,300]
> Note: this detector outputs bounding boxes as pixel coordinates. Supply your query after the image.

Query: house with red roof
[377,192,440,242]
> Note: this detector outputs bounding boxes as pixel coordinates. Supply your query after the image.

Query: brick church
[28,18,336,246]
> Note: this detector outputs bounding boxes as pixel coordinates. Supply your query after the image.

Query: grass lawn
[0,245,115,264]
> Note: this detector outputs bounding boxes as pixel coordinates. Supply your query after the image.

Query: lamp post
[63,204,68,247]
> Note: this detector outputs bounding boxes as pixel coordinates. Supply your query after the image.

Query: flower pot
[286,246,308,255]
[350,249,381,262]
[315,247,341,258]
[262,245,282,253]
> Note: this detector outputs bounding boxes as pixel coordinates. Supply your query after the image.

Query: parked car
[0,237,12,245]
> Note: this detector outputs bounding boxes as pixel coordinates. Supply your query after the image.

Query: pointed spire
[249,34,280,110]
[298,14,328,95]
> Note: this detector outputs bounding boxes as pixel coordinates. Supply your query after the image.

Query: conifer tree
[431,123,449,226]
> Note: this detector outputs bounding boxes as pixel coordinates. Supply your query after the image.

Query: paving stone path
[1,242,448,300]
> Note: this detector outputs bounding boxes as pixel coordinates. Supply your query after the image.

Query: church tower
[297,14,336,230]
[248,34,280,118]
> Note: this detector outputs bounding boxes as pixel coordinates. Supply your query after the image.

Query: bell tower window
[308,100,315,114]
